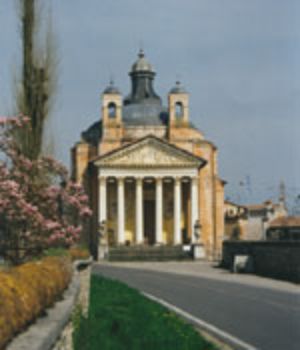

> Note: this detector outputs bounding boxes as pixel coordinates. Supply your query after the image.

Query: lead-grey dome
[131,49,154,73]
[103,79,121,94]
[169,81,187,94]
[123,50,167,125]
[122,104,168,126]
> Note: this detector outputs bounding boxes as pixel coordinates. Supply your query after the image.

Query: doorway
[144,200,155,244]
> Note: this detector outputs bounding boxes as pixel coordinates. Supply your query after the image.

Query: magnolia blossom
[0,115,92,251]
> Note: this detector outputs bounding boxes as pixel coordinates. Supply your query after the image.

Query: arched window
[175,102,183,119]
[108,102,117,118]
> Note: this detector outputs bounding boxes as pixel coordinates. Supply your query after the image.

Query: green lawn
[73,275,217,350]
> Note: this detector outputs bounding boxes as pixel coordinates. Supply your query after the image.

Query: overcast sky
[1,0,300,206]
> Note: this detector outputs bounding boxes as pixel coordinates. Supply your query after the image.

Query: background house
[266,216,300,240]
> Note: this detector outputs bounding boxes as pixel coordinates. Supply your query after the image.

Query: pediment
[94,136,205,168]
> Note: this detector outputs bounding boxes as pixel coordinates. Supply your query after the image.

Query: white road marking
[143,292,258,350]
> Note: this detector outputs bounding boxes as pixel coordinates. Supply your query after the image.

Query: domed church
[72,50,225,260]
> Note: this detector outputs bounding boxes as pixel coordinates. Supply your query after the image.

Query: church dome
[130,49,154,73]
[122,50,167,126]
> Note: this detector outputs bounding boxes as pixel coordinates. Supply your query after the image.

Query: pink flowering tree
[0,115,92,264]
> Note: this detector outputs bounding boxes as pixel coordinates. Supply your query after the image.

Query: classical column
[135,177,144,244]
[99,177,107,223]
[191,177,199,243]
[174,177,182,244]
[155,177,163,244]
[117,177,125,244]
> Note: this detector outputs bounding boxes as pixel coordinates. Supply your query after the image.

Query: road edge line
[143,292,258,350]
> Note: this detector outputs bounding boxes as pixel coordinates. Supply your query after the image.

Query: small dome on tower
[131,49,154,73]
[169,80,187,94]
[103,79,121,94]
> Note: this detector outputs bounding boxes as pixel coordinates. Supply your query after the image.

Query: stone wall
[53,261,91,350]
[222,241,300,283]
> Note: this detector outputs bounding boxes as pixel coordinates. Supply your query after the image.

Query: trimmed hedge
[43,247,90,261]
[0,256,72,349]
[69,247,90,261]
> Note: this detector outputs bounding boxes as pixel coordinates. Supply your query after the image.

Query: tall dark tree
[15,0,56,159]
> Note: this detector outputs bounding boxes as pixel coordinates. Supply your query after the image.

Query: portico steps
[107,245,193,262]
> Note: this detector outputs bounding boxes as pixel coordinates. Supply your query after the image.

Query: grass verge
[73,275,218,350]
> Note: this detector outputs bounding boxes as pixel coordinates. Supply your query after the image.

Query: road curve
[93,264,300,350]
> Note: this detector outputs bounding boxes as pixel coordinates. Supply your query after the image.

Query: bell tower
[99,80,123,155]
[168,81,189,126]
[102,79,122,127]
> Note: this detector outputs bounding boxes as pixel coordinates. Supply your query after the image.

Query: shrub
[43,246,90,261]
[68,247,90,261]
[0,256,72,349]
[43,247,70,258]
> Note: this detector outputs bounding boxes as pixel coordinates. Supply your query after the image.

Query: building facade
[224,198,287,241]
[266,216,300,240]
[224,200,248,240]
[245,200,287,240]
[72,50,225,259]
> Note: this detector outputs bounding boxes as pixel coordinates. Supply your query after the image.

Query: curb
[7,257,93,350]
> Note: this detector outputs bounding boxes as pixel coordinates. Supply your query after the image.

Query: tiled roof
[246,200,274,211]
[269,216,300,228]
[246,204,267,211]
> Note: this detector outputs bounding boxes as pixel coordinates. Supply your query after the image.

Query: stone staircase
[107,245,193,262]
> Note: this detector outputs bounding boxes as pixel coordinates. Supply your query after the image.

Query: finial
[138,38,145,58]
[138,48,145,58]
[169,76,187,94]
[103,74,120,94]
[108,72,115,86]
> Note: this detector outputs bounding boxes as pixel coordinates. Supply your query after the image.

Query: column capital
[156,177,163,183]
[117,177,125,183]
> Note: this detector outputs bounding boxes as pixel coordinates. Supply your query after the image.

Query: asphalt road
[93,264,300,350]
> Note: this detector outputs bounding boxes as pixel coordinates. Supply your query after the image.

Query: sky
[1,0,300,208]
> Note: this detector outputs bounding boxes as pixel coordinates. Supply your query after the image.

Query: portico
[94,136,206,246]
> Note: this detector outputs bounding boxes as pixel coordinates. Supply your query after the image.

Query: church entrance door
[144,200,155,244]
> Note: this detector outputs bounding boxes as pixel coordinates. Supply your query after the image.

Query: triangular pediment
[94,136,206,168]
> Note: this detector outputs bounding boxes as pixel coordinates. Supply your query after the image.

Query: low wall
[222,241,300,283]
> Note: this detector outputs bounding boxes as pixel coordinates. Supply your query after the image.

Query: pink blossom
[0,115,92,250]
